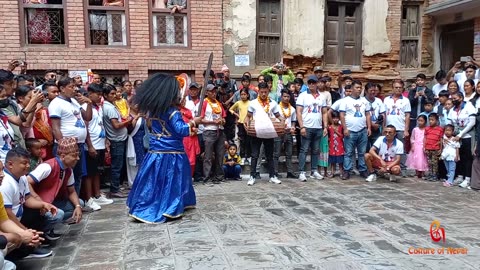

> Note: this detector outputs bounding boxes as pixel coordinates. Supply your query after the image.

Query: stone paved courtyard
[14,174,480,270]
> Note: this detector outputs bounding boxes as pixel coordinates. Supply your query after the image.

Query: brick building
[426,0,480,71]
[0,0,223,84]
[223,0,436,92]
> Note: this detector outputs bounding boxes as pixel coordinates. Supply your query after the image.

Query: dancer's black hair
[133,73,180,116]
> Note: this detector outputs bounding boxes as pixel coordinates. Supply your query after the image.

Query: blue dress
[127,107,196,223]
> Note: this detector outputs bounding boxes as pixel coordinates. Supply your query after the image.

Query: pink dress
[406,127,428,171]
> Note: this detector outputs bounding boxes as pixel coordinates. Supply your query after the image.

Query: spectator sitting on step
[223,144,241,180]
[167,0,186,14]
[27,137,83,225]
[0,147,59,259]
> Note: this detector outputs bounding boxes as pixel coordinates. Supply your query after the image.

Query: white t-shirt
[319,91,332,107]
[373,136,404,162]
[82,104,106,150]
[330,99,343,112]
[384,95,411,131]
[339,96,371,132]
[0,117,14,163]
[447,101,477,138]
[201,99,225,131]
[432,83,447,98]
[441,136,460,161]
[0,170,30,219]
[248,98,280,119]
[278,103,297,129]
[296,91,327,129]
[48,97,87,143]
[184,96,204,134]
[362,96,385,122]
[454,70,480,82]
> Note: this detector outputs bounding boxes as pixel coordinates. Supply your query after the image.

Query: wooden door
[256,0,282,66]
[325,1,362,66]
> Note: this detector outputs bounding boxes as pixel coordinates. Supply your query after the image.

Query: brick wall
[283,0,434,94]
[0,0,223,82]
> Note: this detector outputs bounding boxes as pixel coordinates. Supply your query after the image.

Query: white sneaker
[93,194,114,205]
[247,176,255,186]
[312,171,324,180]
[86,198,101,211]
[269,176,281,184]
[365,173,377,182]
[454,176,464,186]
[459,179,470,188]
[298,172,307,182]
[240,158,245,166]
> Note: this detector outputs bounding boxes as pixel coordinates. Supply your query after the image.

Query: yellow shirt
[0,193,9,222]
[229,100,250,124]
[114,98,129,120]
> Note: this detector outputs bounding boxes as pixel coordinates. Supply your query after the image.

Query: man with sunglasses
[364,125,403,182]
[35,70,57,92]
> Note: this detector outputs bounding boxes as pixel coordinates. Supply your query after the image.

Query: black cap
[189,82,200,89]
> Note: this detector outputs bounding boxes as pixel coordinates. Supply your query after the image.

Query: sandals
[327,172,334,178]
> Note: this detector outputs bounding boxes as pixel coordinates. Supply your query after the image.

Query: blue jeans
[343,129,367,172]
[110,140,126,193]
[299,128,322,173]
[44,209,64,232]
[52,199,85,221]
[444,160,456,184]
[222,164,241,179]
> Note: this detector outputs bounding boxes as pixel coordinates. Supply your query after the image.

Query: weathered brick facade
[283,0,434,94]
[0,0,223,82]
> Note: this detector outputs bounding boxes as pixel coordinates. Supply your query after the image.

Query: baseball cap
[206,84,217,91]
[307,75,318,83]
[313,66,323,73]
[189,82,200,89]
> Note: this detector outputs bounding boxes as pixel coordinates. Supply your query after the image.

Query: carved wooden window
[400,3,421,68]
[85,0,129,46]
[150,0,189,47]
[20,0,66,45]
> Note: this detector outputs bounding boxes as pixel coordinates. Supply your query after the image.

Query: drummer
[244,82,284,186]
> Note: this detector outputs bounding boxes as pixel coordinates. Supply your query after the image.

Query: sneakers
[312,171,324,180]
[108,192,128,198]
[453,176,464,186]
[401,170,407,178]
[86,198,101,211]
[240,158,245,166]
[247,176,255,186]
[459,179,470,188]
[269,176,281,184]
[359,171,369,178]
[25,247,53,259]
[298,172,307,182]
[44,230,62,241]
[82,205,94,213]
[365,173,377,182]
[93,194,114,205]
[254,172,261,179]
[341,171,350,180]
[286,172,298,179]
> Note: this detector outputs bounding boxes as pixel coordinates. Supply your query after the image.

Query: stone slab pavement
[14,174,480,270]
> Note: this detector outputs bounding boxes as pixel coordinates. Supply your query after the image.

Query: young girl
[328,112,344,178]
[406,115,429,178]
[229,89,250,165]
[442,124,460,187]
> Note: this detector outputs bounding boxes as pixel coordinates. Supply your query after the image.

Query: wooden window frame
[83,0,130,48]
[324,0,363,68]
[19,1,68,46]
[400,1,422,69]
[91,69,129,85]
[148,1,191,49]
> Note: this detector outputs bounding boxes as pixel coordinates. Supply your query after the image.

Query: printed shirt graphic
[0,114,14,163]
[0,170,30,220]
[373,136,404,162]
[296,91,327,129]
[384,95,411,131]
[48,97,87,143]
[362,97,385,122]
[339,96,372,132]
[83,103,106,150]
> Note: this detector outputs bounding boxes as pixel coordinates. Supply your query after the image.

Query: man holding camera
[261,63,295,102]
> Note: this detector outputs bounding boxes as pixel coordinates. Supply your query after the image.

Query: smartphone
[460,56,470,62]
